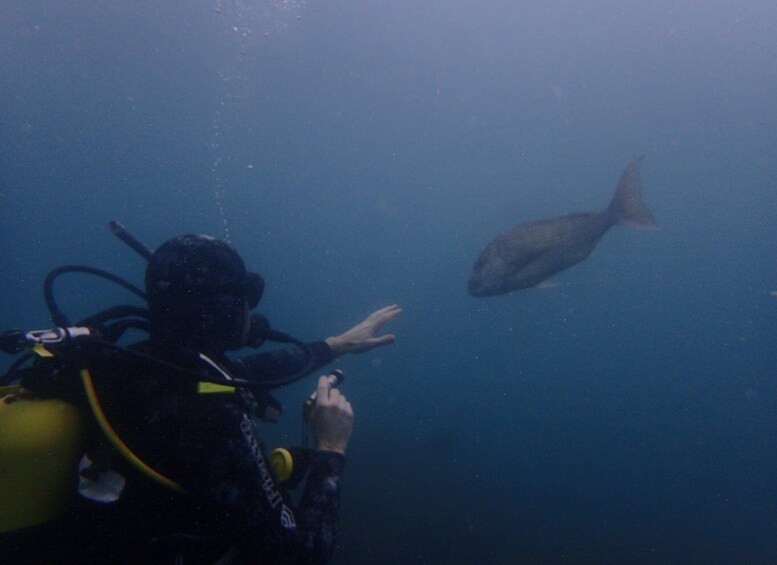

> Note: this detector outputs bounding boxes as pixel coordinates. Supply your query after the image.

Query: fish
[468,157,657,297]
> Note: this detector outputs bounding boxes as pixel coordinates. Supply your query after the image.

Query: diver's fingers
[351,334,396,353]
[328,389,352,416]
[317,386,352,417]
[316,375,344,402]
[366,305,402,328]
[339,396,353,418]
[370,334,396,346]
[315,375,331,399]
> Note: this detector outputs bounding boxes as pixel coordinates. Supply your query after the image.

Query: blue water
[2,1,777,563]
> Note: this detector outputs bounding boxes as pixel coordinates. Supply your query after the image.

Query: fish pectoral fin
[531,280,559,290]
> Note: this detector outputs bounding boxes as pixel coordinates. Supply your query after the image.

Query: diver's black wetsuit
[6,341,343,565]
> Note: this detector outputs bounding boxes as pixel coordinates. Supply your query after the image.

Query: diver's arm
[295,451,345,564]
[233,340,334,384]
[233,305,401,384]
[295,376,353,563]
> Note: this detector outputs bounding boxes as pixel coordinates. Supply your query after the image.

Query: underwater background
[2,1,777,563]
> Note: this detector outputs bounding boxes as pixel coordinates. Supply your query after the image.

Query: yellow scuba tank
[0,388,83,532]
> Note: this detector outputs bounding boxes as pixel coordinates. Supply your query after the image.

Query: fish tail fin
[607,156,658,229]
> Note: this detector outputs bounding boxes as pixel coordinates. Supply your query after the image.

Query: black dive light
[269,369,345,489]
[302,369,345,422]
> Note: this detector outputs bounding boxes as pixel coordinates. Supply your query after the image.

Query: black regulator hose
[44,266,147,327]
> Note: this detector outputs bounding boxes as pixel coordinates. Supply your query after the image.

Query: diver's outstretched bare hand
[324,304,401,355]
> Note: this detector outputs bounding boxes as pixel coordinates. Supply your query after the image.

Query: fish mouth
[467,278,488,297]
[468,277,506,297]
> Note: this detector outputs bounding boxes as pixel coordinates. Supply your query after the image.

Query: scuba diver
[0,223,401,564]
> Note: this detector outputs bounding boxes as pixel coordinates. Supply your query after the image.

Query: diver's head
[145,234,264,354]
